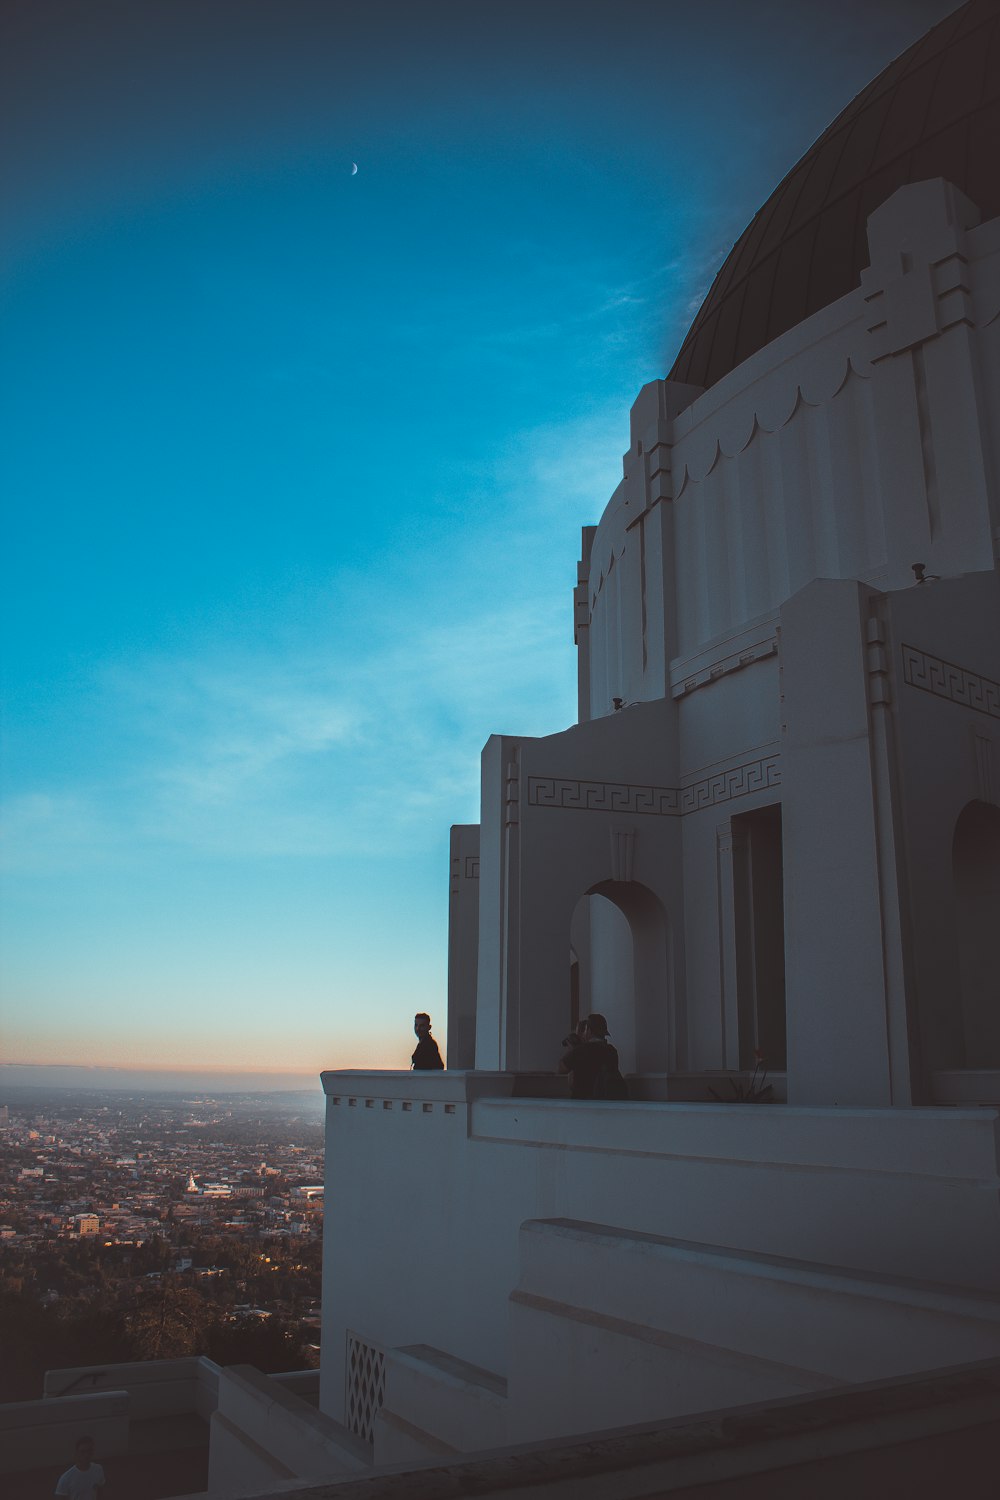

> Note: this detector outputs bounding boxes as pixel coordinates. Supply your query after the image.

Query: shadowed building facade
[313,0,1000,1474]
[5,5,999,1495]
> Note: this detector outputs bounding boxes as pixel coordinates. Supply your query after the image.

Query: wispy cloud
[485,404,628,527]
[0,792,122,875]
[100,598,572,861]
[4,406,626,874]
[126,660,363,807]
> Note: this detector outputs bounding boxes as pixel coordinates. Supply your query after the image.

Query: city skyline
[1,0,954,1074]
[1,1062,322,1095]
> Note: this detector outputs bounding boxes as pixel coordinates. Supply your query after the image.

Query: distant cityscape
[0,1088,326,1402]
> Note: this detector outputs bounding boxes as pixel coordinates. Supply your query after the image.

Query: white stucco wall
[207,1365,367,1494]
[468,180,999,1101]
[320,1072,1000,1451]
[319,179,1000,1470]
[587,179,999,722]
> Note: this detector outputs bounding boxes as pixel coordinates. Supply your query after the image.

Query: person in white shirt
[55,1436,105,1499]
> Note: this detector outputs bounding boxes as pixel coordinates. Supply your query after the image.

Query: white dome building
[10,10,1000,1494]
[443,0,1000,1104]
[314,0,1000,1470]
[227,2,1000,1489]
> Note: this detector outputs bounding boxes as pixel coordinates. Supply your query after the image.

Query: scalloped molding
[673,354,871,498]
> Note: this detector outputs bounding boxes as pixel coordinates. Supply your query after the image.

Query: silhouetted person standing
[412,1012,444,1070]
[55,1436,105,1499]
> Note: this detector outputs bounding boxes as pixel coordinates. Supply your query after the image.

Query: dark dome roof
[669,0,1000,390]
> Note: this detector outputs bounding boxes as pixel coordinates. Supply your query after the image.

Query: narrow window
[731,804,787,1069]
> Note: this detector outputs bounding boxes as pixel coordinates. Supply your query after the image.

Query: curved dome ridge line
[866,34,951,186]
[667,0,996,390]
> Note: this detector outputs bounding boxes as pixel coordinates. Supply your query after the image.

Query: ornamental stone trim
[672,637,777,700]
[346,1333,386,1447]
[679,755,781,812]
[526,754,781,818]
[901,645,1000,720]
[528,778,679,816]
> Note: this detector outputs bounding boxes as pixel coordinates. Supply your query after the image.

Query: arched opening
[953,800,1000,1067]
[569,880,671,1075]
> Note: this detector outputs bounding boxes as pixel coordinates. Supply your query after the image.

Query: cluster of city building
[2,7,998,1495]
[0,1094,324,1251]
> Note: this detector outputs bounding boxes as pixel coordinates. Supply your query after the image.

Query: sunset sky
[1,0,953,1080]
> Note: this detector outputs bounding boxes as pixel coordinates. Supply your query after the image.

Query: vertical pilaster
[575,526,596,724]
[864,605,918,1104]
[475,735,518,1070]
[447,824,480,1069]
[781,579,893,1105]
[625,379,702,703]
[861,180,994,588]
[501,747,521,1069]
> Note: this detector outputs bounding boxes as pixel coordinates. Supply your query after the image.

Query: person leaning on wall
[558,1013,627,1099]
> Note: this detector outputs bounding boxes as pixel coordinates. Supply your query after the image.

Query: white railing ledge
[321,1069,527,1105]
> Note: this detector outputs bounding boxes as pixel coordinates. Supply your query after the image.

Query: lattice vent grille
[346,1333,386,1445]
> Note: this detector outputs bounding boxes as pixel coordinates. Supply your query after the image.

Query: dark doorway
[953,801,1000,1067]
[731,803,787,1069]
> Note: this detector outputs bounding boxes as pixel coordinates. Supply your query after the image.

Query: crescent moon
[351,162,358,175]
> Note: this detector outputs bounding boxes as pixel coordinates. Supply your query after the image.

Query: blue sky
[1,0,952,1077]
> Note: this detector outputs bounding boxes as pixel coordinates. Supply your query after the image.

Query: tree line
[0,1228,322,1403]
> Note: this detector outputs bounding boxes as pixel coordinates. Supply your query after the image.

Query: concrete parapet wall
[469,1095,1000,1294]
[270,1370,321,1406]
[322,1074,1000,1439]
[214,1357,1000,1500]
[44,1355,220,1421]
[320,1069,517,1106]
[208,1365,370,1495]
[195,1358,221,1421]
[507,1218,1000,1443]
[0,1390,128,1473]
[208,1410,297,1494]
[375,1345,508,1465]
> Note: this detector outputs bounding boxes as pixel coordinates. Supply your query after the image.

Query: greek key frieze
[678,754,781,812]
[901,645,1000,719]
[527,777,680,816]
[526,754,781,818]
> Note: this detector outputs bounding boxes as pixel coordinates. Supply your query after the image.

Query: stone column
[447,824,480,1068]
[780,578,893,1105]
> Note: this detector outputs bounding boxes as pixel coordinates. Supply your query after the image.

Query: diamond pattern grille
[346,1333,386,1446]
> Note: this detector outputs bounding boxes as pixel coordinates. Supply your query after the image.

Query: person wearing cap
[558,1013,625,1099]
